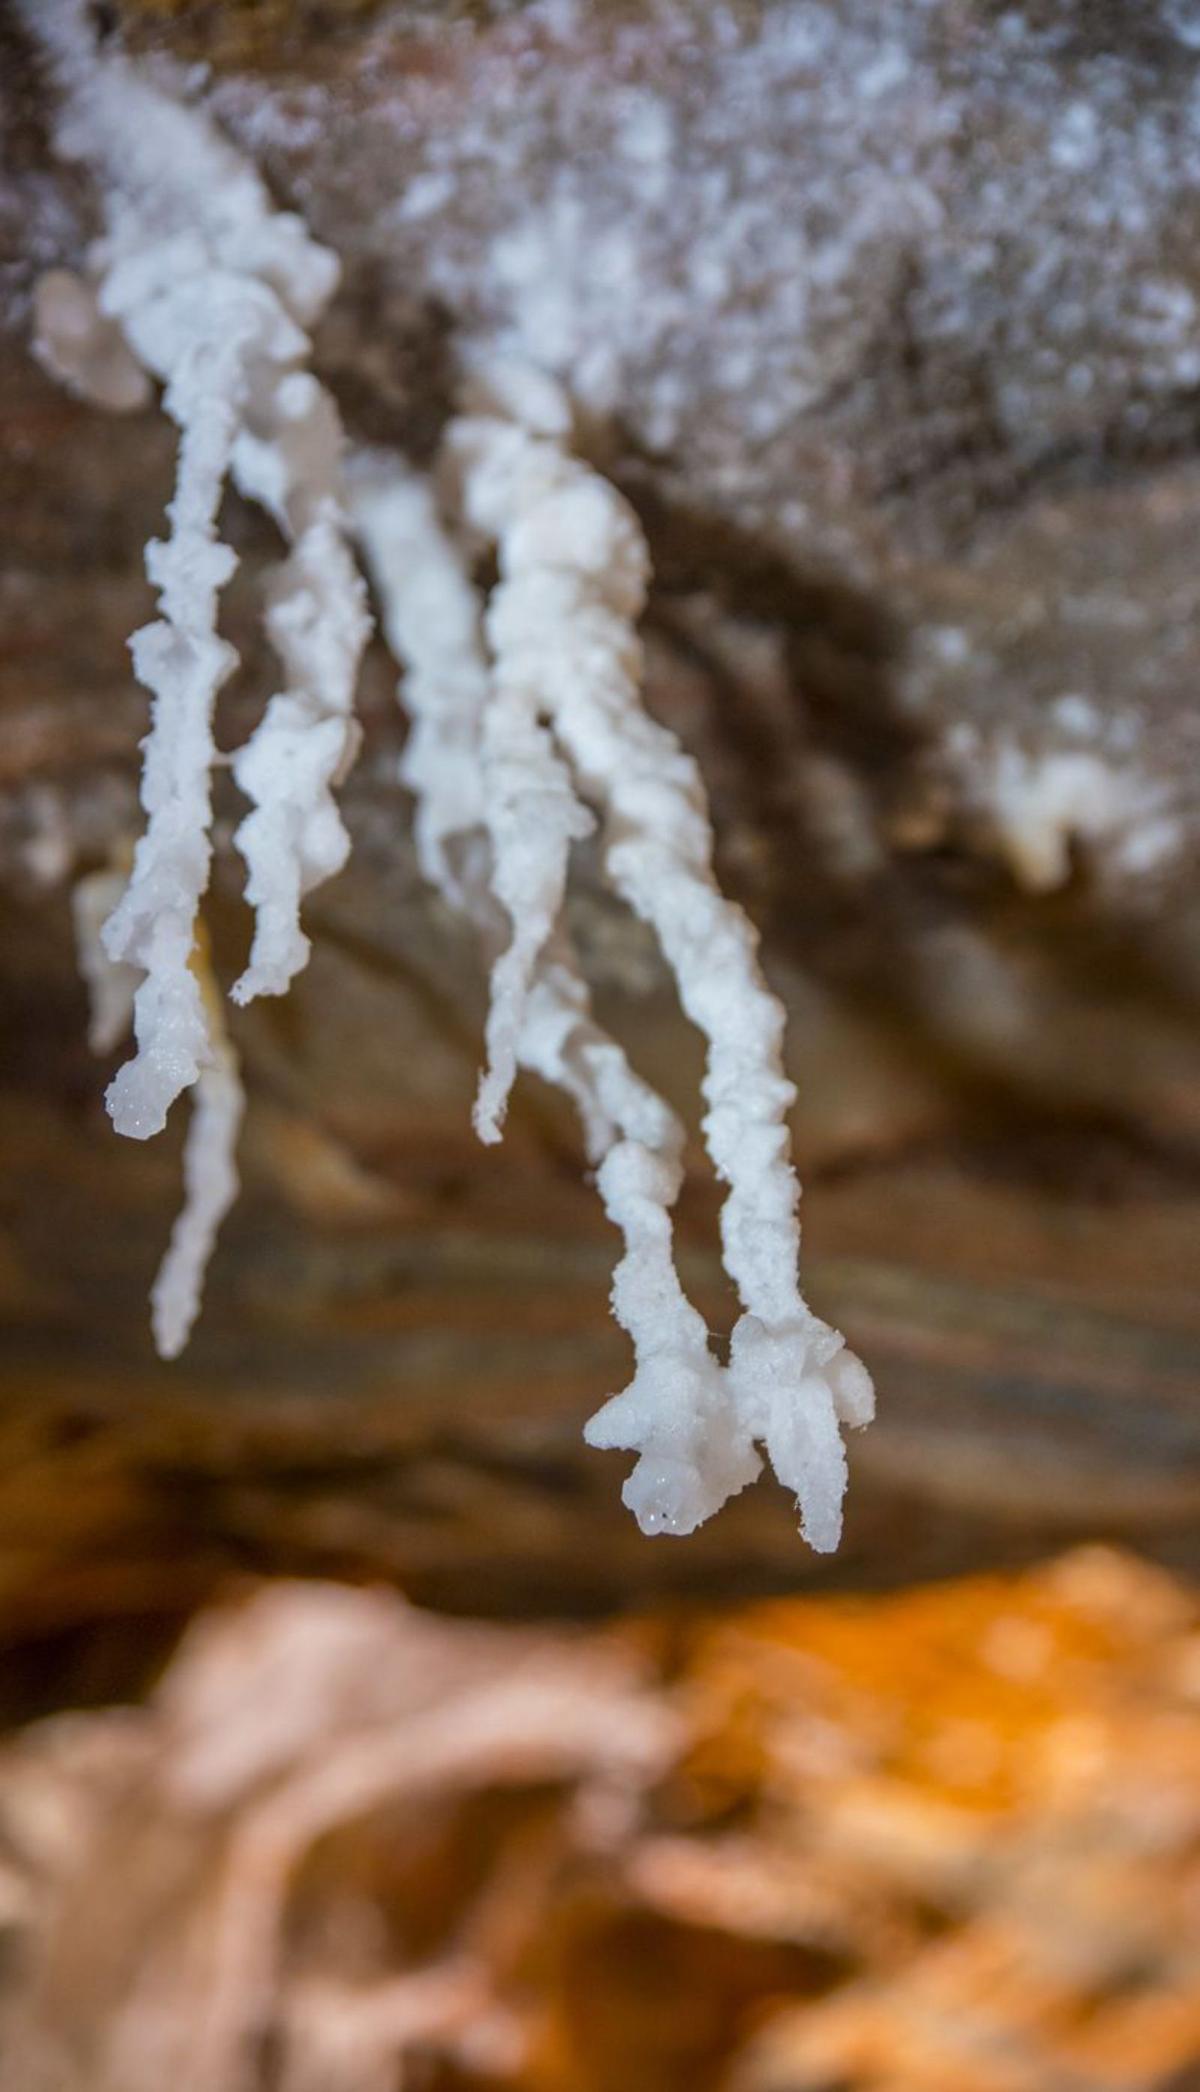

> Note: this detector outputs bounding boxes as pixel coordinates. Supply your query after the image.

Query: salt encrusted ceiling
[0,0,1198,1630]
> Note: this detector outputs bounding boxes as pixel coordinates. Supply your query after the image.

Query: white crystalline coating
[151,1012,244,1362]
[25,0,366,1143]
[448,381,873,1549]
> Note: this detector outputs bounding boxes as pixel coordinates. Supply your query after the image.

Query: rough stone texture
[1,0,1199,1659]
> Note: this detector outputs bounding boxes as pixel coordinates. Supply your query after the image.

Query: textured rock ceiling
[0,0,1198,1637]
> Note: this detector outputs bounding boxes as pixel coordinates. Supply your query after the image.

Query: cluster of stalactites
[354,365,872,1552]
[31,4,871,1544]
[28,0,369,1355]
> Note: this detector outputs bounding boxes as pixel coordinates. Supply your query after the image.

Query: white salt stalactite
[26,0,368,1130]
[471,679,595,1145]
[349,455,674,1160]
[73,877,244,1361]
[27,0,368,1357]
[448,377,873,1548]
[151,985,245,1362]
[355,417,868,1544]
[350,464,751,1526]
[28,1,871,1523]
[350,460,640,1176]
[348,462,492,902]
[96,330,251,1139]
[230,381,370,1006]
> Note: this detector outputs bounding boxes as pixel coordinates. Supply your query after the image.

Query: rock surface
[1,0,1199,1651]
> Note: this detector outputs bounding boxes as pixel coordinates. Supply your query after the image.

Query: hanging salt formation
[28,2,871,1545]
[355,368,872,1550]
[26,0,368,1353]
[73,879,243,1361]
